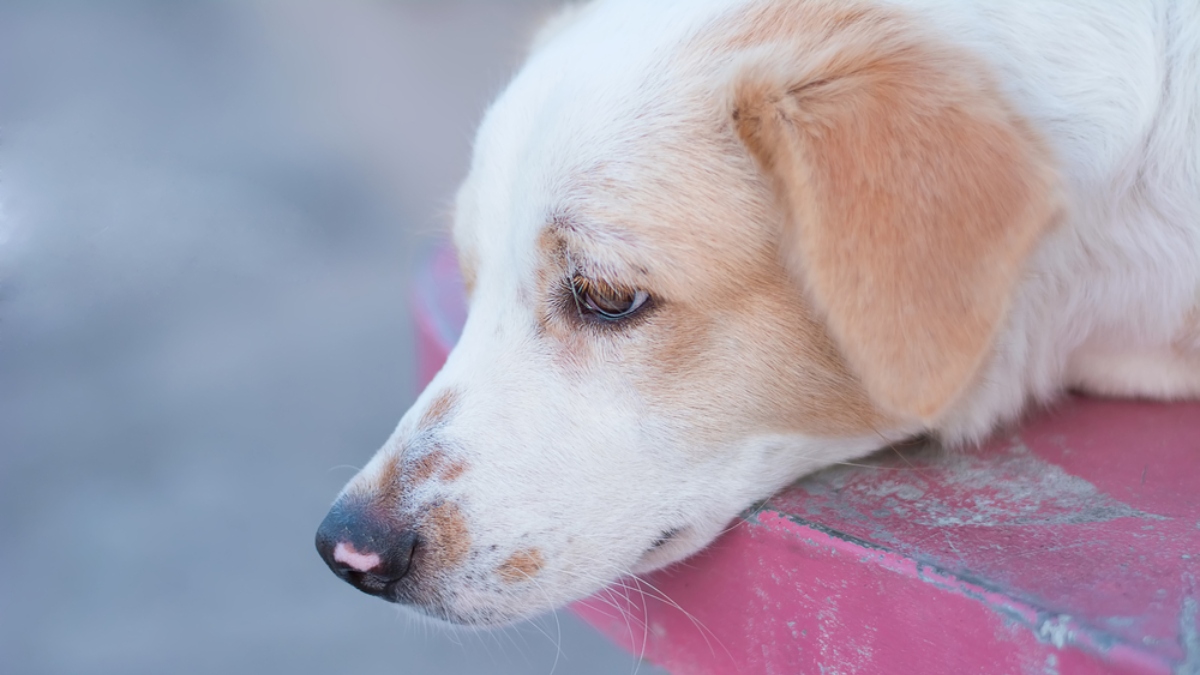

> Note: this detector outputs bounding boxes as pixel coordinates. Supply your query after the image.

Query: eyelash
[565,274,652,324]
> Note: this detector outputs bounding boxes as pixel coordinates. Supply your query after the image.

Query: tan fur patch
[422,501,471,571]
[531,127,889,439]
[343,454,404,514]
[407,448,447,486]
[450,199,479,299]
[633,274,888,438]
[726,0,1058,421]
[534,226,567,322]
[439,460,467,483]
[533,224,598,376]
[497,548,544,583]
[402,447,469,487]
[373,453,400,489]
[458,253,477,298]
[419,389,459,430]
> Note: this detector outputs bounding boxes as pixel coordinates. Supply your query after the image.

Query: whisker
[326,464,362,474]
[624,572,732,665]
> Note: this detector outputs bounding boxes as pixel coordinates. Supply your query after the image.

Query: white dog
[316,0,1200,626]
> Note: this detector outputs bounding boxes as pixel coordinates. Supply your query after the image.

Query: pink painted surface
[412,243,1200,674]
[413,243,467,389]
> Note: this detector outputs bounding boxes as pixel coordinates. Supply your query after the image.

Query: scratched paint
[766,402,1200,670]
[798,439,1162,529]
[573,510,1181,674]
[1181,593,1198,674]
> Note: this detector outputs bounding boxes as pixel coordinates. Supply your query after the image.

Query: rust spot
[497,548,544,583]
[423,501,470,570]
[419,389,459,431]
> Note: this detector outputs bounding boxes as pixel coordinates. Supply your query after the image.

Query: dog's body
[317,0,1200,625]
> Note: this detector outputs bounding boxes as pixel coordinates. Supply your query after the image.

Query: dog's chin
[429,609,521,628]
[399,596,534,628]
[396,576,611,628]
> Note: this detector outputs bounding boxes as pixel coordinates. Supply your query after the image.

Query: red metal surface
[412,243,1200,674]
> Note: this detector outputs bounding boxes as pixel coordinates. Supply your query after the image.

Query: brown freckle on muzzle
[359,455,402,504]
[419,389,460,430]
[421,501,471,570]
[406,448,469,486]
[439,460,467,482]
[408,451,443,485]
[360,445,470,517]
[497,548,544,583]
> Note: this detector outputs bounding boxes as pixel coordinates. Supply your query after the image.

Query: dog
[316,0,1200,626]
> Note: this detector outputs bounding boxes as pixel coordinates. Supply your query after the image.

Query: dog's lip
[649,527,684,550]
[338,569,401,598]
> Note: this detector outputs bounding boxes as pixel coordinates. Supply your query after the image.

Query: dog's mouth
[632,526,698,572]
[649,527,684,550]
[339,569,397,598]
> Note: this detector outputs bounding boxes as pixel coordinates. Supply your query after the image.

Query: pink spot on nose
[333,542,382,572]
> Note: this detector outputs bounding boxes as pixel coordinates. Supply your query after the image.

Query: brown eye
[570,276,650,321]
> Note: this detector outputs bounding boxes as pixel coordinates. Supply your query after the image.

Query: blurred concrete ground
[0,2,663,673]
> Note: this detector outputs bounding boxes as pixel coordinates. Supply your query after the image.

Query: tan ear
[732,26,1059,423]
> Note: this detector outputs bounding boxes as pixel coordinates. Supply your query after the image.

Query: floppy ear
[732,30,1058,423]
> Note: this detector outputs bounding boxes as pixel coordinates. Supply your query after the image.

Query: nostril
[332,541,382,573]
[370,531,419,584]
[328,534,418,596]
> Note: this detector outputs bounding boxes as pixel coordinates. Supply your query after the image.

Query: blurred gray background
[0,2,664,673]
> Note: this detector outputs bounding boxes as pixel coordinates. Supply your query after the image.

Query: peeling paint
[1037,614,1074,649]
[1180,592,1198,675]
[797,439,1164,528]
[760,508,1180,669]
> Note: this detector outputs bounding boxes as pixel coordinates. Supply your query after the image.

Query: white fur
[924,0,1200,440]
[333,0,1200,625]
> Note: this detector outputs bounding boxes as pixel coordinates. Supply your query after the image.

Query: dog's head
[316,0,1057,625]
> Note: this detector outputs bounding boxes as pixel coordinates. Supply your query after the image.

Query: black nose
[315,499,419,598]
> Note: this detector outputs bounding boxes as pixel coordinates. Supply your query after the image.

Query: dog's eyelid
[558,241,656,324]
[563,253,613,283]
[566,273,652,323]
